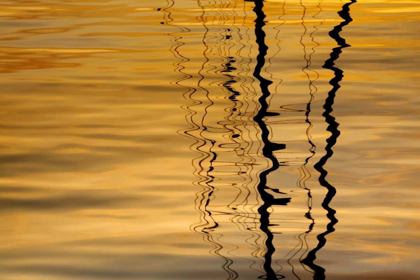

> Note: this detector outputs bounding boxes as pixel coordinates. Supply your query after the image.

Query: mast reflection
[301,1,356,279]
[250,0,288,278]
[166,0,356,279]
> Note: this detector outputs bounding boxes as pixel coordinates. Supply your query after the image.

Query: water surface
[0,0,419,279]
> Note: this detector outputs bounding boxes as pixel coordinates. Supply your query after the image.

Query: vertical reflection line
[163,0,211,241]
[251,0,288,279]
[165,2,206,235]
[214,0,244,273]
[297,0,325,276]
[242,5,264,264]
[238,1,267,273]
[220,0,246,213]
[222,1,271,272]
[241,2,285,272]
[267,0,286,98]
[217,1,249,273]
[231,1,256,228]
[196,1,239,279]
[281,1,324,278]
[161,0,205,203]
[282,1,312,278]
[301,1,356,279]
[197,0,229,277]
[165,0,232,277]
[225,1,259,268]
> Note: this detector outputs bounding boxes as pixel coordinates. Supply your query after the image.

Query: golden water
[0,0,419,279]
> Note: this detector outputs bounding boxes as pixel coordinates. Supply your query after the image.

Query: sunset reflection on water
[0,0,419,279]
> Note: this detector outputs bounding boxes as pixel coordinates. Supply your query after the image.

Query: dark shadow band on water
[301,1,356,279]
[248,0,288,279]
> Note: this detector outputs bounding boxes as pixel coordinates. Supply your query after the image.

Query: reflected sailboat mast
[301,1,356,279]
[250,0,288,279]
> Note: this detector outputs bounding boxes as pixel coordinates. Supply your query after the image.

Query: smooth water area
[0,0,419,279]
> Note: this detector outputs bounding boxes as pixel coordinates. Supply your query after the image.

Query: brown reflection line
[200,0,269,277]
[190,0,242,278]
[234,1,269,274]
[160,0,230,276]
[279,0,324,279]
[196,2,240,279]
[189,0,269,277]
[267,1,286,101]
[212,1,244,275]
[221,0,268,274]
[224,1,253,213]
[297,0,325,277]
[160,0,209,237]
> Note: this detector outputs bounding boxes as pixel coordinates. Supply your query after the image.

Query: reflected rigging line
[283,1,324,279]
[301,1,356,279]
[195,1,239,279]
[162,1,237,278]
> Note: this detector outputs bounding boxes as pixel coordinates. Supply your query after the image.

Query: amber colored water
[0,0,419,279]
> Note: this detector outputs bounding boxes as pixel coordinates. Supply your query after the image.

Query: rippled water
[0,0,419,279]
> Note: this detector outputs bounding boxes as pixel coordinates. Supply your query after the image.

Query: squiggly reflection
[301,1,356,279]
[162,1,239,278]
[250,0,288,279]
[167,0,355,279]
[282,1,324,279]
